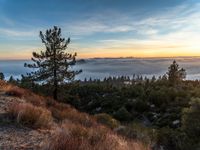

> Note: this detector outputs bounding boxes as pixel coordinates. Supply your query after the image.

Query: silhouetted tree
[8,76,17,84]
[151,75,156,82]
[0,72,4,80]
[167,60,186,84]
[25,26,81,100]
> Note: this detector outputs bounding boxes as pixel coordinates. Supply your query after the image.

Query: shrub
[114,107,132,121]
[155,128,190,150]
[95,113,120,129]
[182,98,200,148]
[8,102,52,128]
[115,126,137,139]
[132,99,149,113]
[114,123,154,147]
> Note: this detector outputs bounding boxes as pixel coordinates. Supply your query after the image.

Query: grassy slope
[0,80,150,150]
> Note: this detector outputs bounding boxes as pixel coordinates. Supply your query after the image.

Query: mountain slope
[0,82,52,149]
[0,80,149,150]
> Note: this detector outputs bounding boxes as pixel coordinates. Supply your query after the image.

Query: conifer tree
[167,60,186,84]
[25,26,81,100]
[0,72,4,80]
[8,76,17,84]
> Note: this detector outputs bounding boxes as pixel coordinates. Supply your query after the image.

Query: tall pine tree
[167,60,186,84]
[25,26,81,100]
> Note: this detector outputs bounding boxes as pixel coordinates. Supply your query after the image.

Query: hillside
[0,80,149,150]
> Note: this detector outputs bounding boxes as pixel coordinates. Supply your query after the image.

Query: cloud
[63,2,200,39]
[63,19,135,36]
[0,28,36,38]
[1,1,200,58]
[3,57,200,80]
[71,2,200,57]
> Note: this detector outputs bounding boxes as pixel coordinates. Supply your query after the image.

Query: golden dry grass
[45,122,149,150]
[4,85,25,98]
[8,102,52,128]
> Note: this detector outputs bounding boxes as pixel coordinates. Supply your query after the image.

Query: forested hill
[5,60,200,150]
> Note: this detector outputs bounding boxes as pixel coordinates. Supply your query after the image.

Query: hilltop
[0,80,149,150]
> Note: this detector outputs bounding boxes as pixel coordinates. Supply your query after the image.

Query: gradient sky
[0,0,200,59]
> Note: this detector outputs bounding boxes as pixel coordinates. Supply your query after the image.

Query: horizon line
[1,55,200,61]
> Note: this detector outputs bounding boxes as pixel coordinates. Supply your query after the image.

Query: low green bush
[95,113,120,129]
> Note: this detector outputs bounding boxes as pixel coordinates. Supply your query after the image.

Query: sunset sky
[0,0,200,59]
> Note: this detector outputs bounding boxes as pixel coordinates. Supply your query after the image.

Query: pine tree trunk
[53,47,58,100]
[53,83,57,100]
[53,68,57,100]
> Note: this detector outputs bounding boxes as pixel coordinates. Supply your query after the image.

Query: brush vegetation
[7,60,200,150]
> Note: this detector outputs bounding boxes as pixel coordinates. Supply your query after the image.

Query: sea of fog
[1,57,200,80]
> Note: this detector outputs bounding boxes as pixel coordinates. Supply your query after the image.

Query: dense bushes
[182,98,200,149]
[60,80,189,127]
[114,107,132,121]
[154,128,189,150]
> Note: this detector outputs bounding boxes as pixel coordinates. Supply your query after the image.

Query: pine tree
[167,60,186,84]
[0,72,4,80]
[151,75,156,83]
[8,76,17,84]
[25,26,81,100]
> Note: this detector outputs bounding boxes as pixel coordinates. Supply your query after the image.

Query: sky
[0,0,200,59]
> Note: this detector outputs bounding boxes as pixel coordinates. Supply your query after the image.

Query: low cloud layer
[1,57,200,80]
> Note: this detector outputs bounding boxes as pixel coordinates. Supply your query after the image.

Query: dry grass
[8,102,52,128]
[45,122,149,150]
[1,82,46,107]
[60,110,95,127]
[45,123,115,150]
[48,102,95,127]
[24,93,46,107]
[0,80,7,88]
[4,85,25,98]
